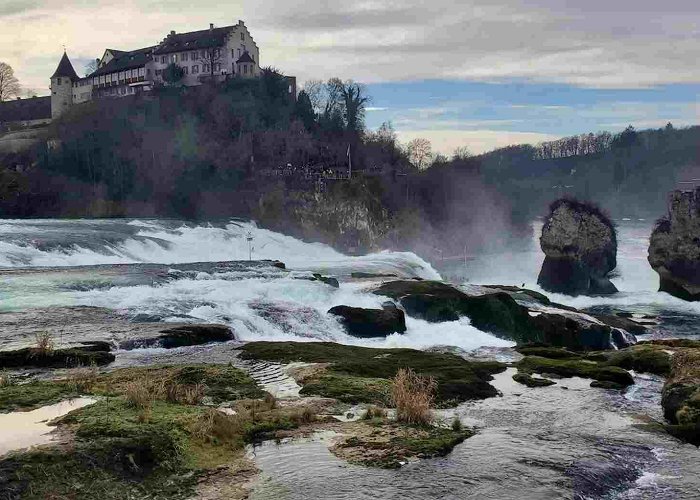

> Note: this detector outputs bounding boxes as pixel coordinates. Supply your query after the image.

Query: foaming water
[0,219,510,352]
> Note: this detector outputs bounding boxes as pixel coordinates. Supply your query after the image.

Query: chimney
[170,30,175,36]
[209,23,214,31]
[238,20,244,26]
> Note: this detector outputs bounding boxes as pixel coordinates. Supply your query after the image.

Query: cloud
[395,129,558,155]
[2,0,699,93]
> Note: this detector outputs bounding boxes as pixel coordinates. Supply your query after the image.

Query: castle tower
[50,51,79,119]
[235,51,257,78]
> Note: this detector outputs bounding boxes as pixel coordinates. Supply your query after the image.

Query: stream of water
[0,218,698,498]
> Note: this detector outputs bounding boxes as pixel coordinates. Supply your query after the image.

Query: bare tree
[0,62,21,102]
[202,47,222,79]
[407,138,433,170]
[452,145,472,161]
[302,79,324,113]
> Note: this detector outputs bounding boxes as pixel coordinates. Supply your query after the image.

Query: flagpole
[347,144,352,179]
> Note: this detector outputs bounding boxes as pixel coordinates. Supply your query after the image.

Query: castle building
[46,20,287,120]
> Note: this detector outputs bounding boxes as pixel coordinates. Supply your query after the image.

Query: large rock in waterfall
[537,199,618,296]
[328,304,406,338]
[371,280,635,350]
[648,187,700,301]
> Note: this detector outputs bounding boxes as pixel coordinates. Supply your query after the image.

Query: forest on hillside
[477,124,700,221]
[0,69,697,256]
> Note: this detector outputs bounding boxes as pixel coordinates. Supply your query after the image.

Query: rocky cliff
[648,187,700,301]
[538,199,618,296]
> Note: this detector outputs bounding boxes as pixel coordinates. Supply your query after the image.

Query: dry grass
[33,331,55,355]
[67,365,99,393]
[391,368,436,426]
[191,408,247,448]
[165,382,206,406]
[362,405,388,420]
[0,369,14,388]
[124,379,155,410]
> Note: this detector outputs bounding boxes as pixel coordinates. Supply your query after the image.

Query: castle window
[214,63,221,72]
[192,51,199,60]
[203,64,210,73]
[241,32,244,41]
[161,56,166,64]
[171,54,178,63]
[192,65,199,74]
[57,78,61,85]
[244,64,248,74]
[182,52,188,62]
[182,66,189,74]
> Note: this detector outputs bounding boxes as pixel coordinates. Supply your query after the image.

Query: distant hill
[476,124,700,221]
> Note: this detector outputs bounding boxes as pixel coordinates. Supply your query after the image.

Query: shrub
[33,331,55,355]
[362,405,388,420]
[391,368,436,426]
[451,417,463,432]
[165,382,205,405]
[67,365,98,392]
[0,369,14,387]
[124,379,154,410]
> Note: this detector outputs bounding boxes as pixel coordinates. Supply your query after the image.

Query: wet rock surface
[119,324,235,349]
[328,305,406,337]
[0,344,114,369]
[648,187,700,301]
[537,199,618,296]
[374,281,636,350]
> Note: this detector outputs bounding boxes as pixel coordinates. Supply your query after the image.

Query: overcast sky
[2,0,698,153]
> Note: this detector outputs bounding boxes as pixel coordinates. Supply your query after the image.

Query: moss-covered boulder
[372,280,634,350]
[239,341,506,406]
[517,356,634,386]
[661,349,700,445]
[0,344,114,369]
[328,305,406,337]
[372,280,536,341]
[512,372,556,387]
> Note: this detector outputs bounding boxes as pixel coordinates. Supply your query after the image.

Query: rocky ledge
[538,198,618,296]
[372,280,637,350]
[648,187,700,301]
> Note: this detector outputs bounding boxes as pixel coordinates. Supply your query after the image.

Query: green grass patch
[0,381,78,412]
[240,341,506,405]
[517,356,634,386]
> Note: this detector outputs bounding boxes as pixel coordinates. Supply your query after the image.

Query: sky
[1,0,698,154]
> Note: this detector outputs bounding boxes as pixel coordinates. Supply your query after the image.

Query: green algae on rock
[240,341,506,406]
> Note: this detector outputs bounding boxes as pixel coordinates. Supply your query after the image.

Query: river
[0,218,698,499]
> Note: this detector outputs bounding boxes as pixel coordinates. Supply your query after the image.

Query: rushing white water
[0,218,511,352]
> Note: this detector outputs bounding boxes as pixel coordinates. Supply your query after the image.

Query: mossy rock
[599,346,672,376]
[240,341,506,405]
[513,372,556,387]
[93,365,267,404]
[0,346,114,369]
[516,345,583,359]
[372,280,536,342]
[334,422,474,469]
[517,356,634,386]
[119,325,234,350]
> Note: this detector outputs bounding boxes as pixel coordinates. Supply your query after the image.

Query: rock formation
[372,280,636,350]
[328,304,406,337]
[538,198,618,296]
[648,187,700,301]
